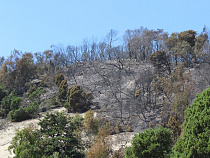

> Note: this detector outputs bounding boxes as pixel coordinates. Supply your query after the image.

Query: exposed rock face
[106,132,138,151]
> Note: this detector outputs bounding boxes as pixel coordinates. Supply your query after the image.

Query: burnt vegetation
[1,27,210,157]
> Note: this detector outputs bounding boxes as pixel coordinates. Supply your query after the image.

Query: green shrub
[8,107,29,122]
[8,101,39,122]
[39,77,49,87]
[38,112,85,157]
[0,86,8,102]
[125,126,173,158]
[9,112,85,157]
[25,85,37,97]
[0,90,21,118]
[173,87,210,157]
[10,97,23,111]
[70,114,84,135]
[65,85,93,112]
[8,124,43,158]
[28,87,44,102]
[25,101,39,116]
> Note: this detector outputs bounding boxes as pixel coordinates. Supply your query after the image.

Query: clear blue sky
[0,0,210,57]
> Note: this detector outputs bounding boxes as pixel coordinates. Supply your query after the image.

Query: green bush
[28,87,44,102]
[173,87,210,157]
[70,114,84,135]
[10,97,23,111]
[125,126,173,158]
[9,112,85,157]
[38,112,85,157]
[8,124,43,158]
[8,101,39,122]
[25,101,39,116]
[0,90,21,118]
[25,85,37,97]
[0,86,8,102]
[64,85,93,112]
[8,107,29,122]
[7,87,44,122]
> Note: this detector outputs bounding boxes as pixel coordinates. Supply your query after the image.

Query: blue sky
[0,0,210,57]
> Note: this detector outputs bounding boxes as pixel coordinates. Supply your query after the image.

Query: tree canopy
[173,87,210,157]
[125,126,173,158]
[9,112,85,158]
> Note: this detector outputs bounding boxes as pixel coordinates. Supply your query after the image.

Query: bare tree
[106,29,118,60]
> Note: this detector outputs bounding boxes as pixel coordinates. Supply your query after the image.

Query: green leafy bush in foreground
[125,126,173,158]
[9,112,85,158]
[172,87,210,158]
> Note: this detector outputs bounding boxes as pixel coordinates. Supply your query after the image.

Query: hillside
[0,28,210,157]
[0,59,209,157]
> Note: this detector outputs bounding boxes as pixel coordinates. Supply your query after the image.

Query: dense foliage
[0,85,8,102]
[125,126,173,158]
[0,86,44,121]
[0,90,22,118]
[9,112,85,158]
[173,87,210,157]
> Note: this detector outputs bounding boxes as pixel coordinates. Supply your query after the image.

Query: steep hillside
[0,59,210,157]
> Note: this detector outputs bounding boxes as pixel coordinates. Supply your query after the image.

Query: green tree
[9,112,85,158]
[0,90,21,118]
[8,124,43,158]
[173,87,210,157]
[0,85,8,102]
[38,112,84,157]
[7,87,43,122]
[125,126,173,158]
[28,87,44,103]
